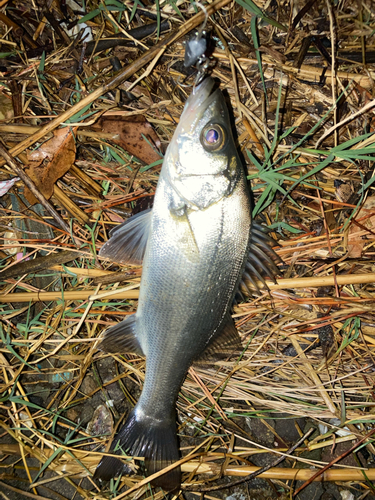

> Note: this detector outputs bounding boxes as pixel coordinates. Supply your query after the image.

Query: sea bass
[95,77,280,490]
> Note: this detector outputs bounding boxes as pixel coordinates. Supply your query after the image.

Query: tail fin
[94,408,181,491]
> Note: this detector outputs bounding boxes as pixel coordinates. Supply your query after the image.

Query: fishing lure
[184,3,211,85]
[184,29,208,68]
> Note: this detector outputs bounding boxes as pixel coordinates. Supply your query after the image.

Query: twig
[293,427,375,497]
[183,428,314,492]
[315,97,375,148]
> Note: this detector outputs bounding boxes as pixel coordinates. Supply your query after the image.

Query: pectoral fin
[100,209,152,265]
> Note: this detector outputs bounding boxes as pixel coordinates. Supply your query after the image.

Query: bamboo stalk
[0,289,139,303]
[1,273,374,302]
[182,461,375,481]
[1,443,373,482]
[268,273,375,290]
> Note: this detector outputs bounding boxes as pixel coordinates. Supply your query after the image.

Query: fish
[94,77,281,491]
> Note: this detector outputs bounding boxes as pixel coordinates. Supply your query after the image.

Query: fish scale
[94,77,281,491]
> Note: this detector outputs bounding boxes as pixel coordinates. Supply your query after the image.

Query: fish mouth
[166,77,224,165]
[177,77,222,136]
[186,77,216,112]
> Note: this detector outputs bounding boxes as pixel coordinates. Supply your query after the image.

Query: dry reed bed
[0,0,375,498]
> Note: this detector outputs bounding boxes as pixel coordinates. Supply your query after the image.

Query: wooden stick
[0,250,79,280]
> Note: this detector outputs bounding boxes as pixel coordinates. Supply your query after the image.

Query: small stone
[66,408,80,422]
[86,405,113,437]
[79,375,97,395]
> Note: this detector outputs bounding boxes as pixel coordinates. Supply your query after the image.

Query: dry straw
[1,0,375,498]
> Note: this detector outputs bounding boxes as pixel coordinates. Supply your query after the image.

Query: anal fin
[99,314,144,356]
[196,313,242,363]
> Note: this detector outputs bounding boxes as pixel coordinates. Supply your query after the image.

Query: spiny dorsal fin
[240,222,282,294]
[100,209,152,266]
[196,313,242,363]
[99,314,144,356]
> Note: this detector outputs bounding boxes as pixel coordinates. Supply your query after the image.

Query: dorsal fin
[100,209,152,265]
[240,222,282,294]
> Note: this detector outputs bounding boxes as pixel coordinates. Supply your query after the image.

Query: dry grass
[1,0,375,498]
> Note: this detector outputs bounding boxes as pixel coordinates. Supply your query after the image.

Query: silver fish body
[95,78,279,490]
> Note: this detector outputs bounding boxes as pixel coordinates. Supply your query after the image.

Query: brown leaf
[94,115,162,166]
[0,92,14,120]
[24,127,77,205]
[347,196,375,258]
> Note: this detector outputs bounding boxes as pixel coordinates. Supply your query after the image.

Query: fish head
[165,77,242,211]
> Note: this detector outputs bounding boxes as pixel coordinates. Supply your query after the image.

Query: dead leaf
[93,115,162,166]
[24,127,77,205]
[353,83,375,132]
[0,92,14,120]
[347,196,375,258]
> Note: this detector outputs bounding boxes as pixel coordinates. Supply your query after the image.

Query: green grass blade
[246,149,263,170]
[235,0,287,30]
[139,158,163,173]
[250,16,267,102]
[78,9,100,23]
[268,221,302,233]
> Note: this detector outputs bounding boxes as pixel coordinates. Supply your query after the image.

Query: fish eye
[201,124,226,152]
